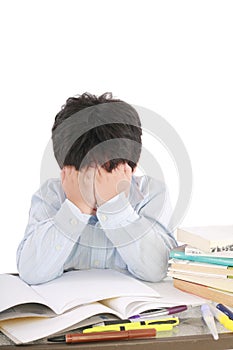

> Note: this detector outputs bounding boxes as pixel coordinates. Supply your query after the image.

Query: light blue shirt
[17,175,177,285]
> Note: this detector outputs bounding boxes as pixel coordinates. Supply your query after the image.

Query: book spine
[173,279,233,307]
[210,244,233,253]
[185,246,233,259]
[168,268,230,279]
[168,272,233,292]
[169,261,233,277]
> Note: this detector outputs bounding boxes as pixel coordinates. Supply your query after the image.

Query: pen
[138,308,167,314]
[129,305,187,320]
[48,329,156,343]
[201,304,219,340]
[83,317,179,333]
[92,312,166,326]
[209,304,233,332]
[215,303,233,320]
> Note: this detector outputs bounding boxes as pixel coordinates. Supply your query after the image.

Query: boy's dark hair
[52,92,142,172]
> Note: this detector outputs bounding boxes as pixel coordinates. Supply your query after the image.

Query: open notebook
[0,269,205,343]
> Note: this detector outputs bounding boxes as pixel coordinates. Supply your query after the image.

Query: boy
[17,92,177,284]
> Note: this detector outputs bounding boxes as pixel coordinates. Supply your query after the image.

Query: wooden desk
[1,316,233,350]
[1,333,233,350]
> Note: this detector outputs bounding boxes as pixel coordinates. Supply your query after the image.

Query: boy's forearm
[95,184,177,282]
[17,201,86,284]
[102,216,176,282]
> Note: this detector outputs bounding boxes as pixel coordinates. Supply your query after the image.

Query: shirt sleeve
[16,179,87,285]
[66,199,91,224]
[96,177,177,282]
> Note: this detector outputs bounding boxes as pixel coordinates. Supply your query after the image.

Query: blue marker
[215,303,233,321]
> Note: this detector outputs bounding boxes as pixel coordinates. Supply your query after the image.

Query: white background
[0,1,232,273]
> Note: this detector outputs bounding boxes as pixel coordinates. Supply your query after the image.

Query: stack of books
[168,225,233,306]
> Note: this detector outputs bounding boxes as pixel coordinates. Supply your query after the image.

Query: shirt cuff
[96,192,139,229]
[53,200,86,241]
[65,199,92,224]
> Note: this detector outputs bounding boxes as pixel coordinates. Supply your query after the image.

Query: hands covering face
[61,163,133,214]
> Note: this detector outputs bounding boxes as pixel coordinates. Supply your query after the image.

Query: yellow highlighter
[209,304,233,332]
[83,317,179,333]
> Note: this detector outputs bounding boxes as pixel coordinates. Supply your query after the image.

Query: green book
[170,245,233,267]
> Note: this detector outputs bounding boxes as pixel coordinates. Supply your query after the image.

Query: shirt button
[100,214,107,221]
[70,218,78,225]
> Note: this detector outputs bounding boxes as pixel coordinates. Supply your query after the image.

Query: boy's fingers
[116,163,127,175]
[63,166,71,178]
[64,166,71,176]
[71,166,78,175]
[61,168,65,183]
[85,166,96,181]
[124,163,132,178]
[114,164,126,178]
[95,164,104,178]
[117,163,125,170]
[124,163,131,171]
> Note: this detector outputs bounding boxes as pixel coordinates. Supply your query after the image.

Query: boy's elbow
[128,246,170,282]
[150,269,167,282]
[128,264,167,283]
[18,272,39,285]
[17,260,61,285]
[18,267,46,285]
[19,271,59,285]
[144,269,167,283]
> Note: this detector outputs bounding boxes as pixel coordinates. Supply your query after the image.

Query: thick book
[169,259,233,278]
[173,278,233,307]
[170,245,233,266]
[168,270,233,292]
[177,225,233,253]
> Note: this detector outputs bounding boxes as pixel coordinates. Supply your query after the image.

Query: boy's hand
[95,163,132,206]
[61,165,96,214]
